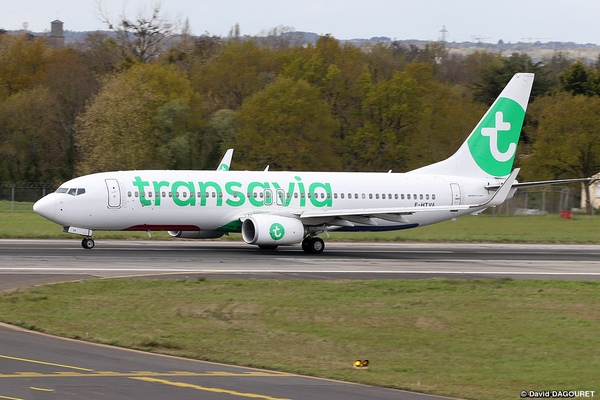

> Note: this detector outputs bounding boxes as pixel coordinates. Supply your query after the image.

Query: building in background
[45,19,64,47]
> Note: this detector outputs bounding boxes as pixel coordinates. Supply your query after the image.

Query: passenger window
[426,194,429,200]
[354,193,358,199]
[190,192,194,198]
[432,194,436,200]
[395,194,398,200]
[169,192,172,198]
[135,192,139,198]
[128,191,132,197]
[253,193,257,199]
[141,191,146,198]
[341,193,344,199]
[334,193,337,199]
[414,194,417,199]
[382,194,385,199]
[369,194,373,199]
[407,194,411,199]
[259,192,263,199]
[77,188,86,196]
[183,192,187,198]
[420,194,423,200]
[301,193,305,199]
[401,194,404,199]
[375,194,379,199]
[388,193,392,199]
[295,193,299,199]
[148,192,153,198]
[247,192,251,198]
[163,192,166,198]
[321,193,325,199]
[308,193,312,199]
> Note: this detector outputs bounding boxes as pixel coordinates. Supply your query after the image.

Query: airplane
[32,73,588,253]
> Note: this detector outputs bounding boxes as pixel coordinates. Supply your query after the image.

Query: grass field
[2,200,600,243]
[1,278,598,400]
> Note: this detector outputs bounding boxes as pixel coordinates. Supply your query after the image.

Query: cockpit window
[56,188,86,196]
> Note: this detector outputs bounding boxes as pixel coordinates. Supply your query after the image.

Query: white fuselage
[34,170,505,234]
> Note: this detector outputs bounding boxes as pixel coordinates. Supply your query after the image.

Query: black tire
[304,237,324,254]
[302,237,312,253]
[81,238,95,249]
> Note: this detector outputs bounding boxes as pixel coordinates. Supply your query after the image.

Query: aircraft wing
[298,169,520,225]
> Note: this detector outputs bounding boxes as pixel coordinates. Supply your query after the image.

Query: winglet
[217,149,233,171]
[479,168,520,208]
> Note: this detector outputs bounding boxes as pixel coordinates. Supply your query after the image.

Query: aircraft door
[105,179,121,208]
[450,183,461,205]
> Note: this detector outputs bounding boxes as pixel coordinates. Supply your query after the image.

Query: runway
[1,239,600,285]
[1,238,599,399]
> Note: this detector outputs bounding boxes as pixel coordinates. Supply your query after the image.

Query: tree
[0,34,50,96]
[231,77,340,171]
[190,39,276,112]
[523,93,600,214]
[75,63,202,174]
[98,2,180,63]
[0,87,65,182]
[345,62,434,171]
[473,53,552,105]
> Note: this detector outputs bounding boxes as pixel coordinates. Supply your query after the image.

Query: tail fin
[217,149,234,171]
[409,73,534,178]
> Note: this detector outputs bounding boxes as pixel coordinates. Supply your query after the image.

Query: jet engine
[241,214,306,246]
[167,231,224,239]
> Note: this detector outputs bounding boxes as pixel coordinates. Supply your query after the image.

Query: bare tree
[96,1,180,63]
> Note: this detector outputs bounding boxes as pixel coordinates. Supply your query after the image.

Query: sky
[2,0,600,45]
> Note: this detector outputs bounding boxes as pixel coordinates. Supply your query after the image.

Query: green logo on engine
[269,223,285,240]
[467,97,525,176]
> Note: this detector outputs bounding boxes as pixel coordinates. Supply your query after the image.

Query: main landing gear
[81,237,95,249]
[302,236,324,254]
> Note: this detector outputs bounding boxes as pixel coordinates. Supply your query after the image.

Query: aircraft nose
[33,195,57,221]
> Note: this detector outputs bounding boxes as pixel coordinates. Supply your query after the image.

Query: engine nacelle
[168,230,224,239]
[241,214,305,246]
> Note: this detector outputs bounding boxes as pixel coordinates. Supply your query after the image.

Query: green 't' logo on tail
[467,97,525,176]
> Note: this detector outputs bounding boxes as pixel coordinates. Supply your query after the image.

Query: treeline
[2,25,600,204]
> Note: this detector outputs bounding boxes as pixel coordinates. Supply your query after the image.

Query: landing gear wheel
[303,237,325,254]
[258,245,278,250]
[81,237,95,249]
[302,237,311,253]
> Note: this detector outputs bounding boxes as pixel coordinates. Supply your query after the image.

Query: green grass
[1,278,599,399]
[3,200,600,243]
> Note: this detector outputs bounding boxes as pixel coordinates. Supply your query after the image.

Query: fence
[0,182,583,215]
[0,182,60,212]
[488,186,580,215]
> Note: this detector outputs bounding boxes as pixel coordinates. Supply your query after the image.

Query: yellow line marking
[0,371,292,378]
[131,377,295,400]
[0,396,24,400]
[0,354,93,371]
[30,387,54,392]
